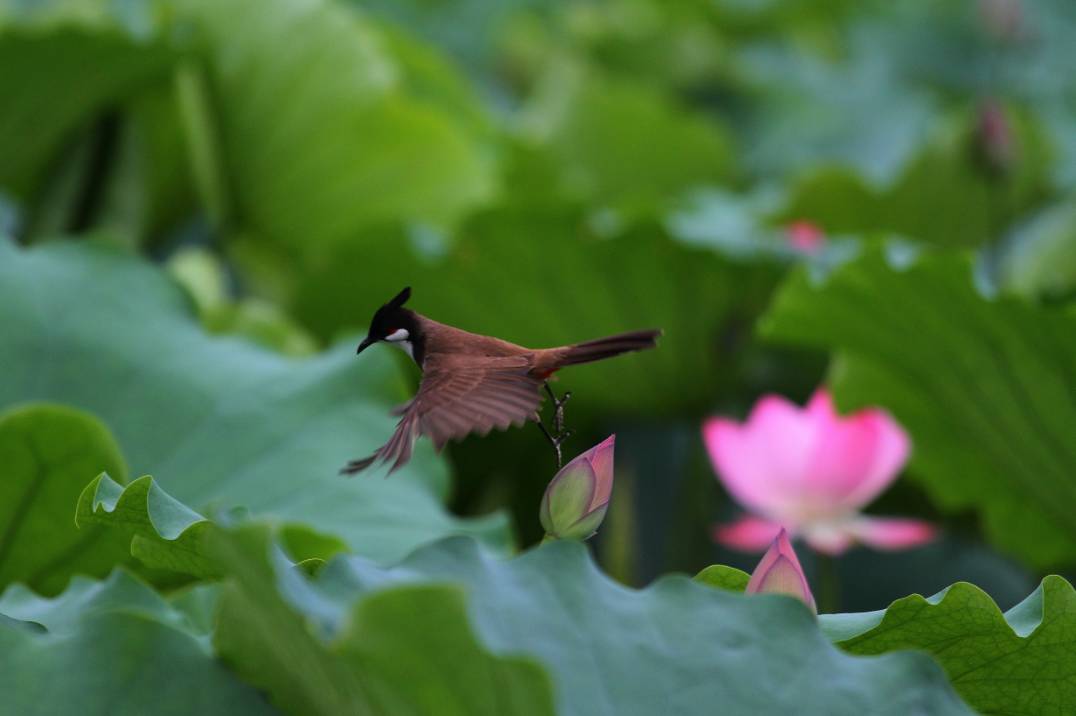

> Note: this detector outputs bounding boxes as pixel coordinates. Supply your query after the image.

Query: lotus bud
[977,99,1016,174]
[746,529,817,614]
[978,0,1022,41]
[785,220,825,254]
[540,435,615,541]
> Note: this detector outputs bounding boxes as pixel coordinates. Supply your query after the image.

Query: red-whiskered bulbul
[341,287,661,474]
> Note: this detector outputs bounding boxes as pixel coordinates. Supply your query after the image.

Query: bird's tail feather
[556,329,661,368]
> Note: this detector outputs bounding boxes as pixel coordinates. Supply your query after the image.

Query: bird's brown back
[413,314,657,376]
[416,314,535,358]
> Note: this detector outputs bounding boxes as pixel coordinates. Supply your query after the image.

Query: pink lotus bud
[704,388,935,554]
[785,221,825,254]
[540,435,615,541]
[978,0,1022,41]
[747,529,816,613]
[977,100,1016,172]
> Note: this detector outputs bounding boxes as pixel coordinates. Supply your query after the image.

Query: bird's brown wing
[341,354,544,475]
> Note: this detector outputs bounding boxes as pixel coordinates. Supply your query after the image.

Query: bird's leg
[539,383,573,468]
[545,384,572,436]
[536,419,564,469]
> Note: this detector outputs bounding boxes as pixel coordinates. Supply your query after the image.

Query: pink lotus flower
[747,529,816,613]
[540,435,615,541]
[704,389,935,555]
[785,221,825,254]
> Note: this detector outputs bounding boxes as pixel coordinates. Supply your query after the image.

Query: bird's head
[356,286,416,356]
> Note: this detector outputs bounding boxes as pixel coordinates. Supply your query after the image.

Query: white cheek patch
[392,340,414,359]
[385,328,410,342]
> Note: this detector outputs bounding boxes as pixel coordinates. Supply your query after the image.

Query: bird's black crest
[388,286,411,308]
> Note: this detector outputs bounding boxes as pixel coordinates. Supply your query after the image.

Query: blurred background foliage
[2,0,1076,614]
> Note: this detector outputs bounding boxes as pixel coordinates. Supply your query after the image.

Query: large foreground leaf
[212,527,555,716]
[0,404,128,595]
[822,576,1076,715]
[86,474,968,715]
[761,245,1076,568]
[0,238,510,562]
[308,538,969,715]
[68,476,556,713]
[0,569,276,716]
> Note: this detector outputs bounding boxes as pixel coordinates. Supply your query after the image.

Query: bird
[341,286,661,475]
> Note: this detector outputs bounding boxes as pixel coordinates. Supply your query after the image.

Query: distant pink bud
[977,100,1016,172]
[746,529,816,613]
[540,436,615,541]
[704,389,935,554]
[785,221,825,254]
[978,0,1022,41]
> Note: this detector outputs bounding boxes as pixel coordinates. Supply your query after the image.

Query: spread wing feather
[341,355,544,475]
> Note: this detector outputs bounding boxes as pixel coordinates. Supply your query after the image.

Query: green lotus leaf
[76,473,216,579]
[695,563,751,592]
[823,576,1076,715]
[209,526,556,716]
[0,404,129,595]
[312,537,970,715]
[0,569,276,715]
[79,472,967,714]
[0,0,177,199]
[51,474,557,714]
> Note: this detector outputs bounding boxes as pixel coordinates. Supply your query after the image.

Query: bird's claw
[552,391,572,434]
[540,384,574,468]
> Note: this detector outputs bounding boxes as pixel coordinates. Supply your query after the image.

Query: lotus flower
[704,389,935,555]
[747,529,816,613]
[540,435,615,541]
[785,220,825,254]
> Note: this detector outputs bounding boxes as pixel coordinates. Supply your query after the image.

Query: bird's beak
[356,336,375,355]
